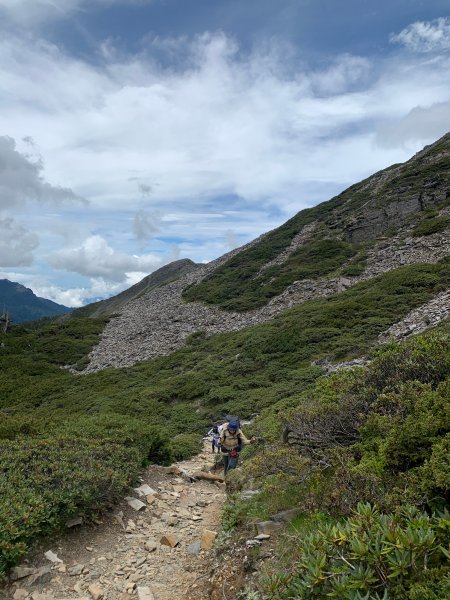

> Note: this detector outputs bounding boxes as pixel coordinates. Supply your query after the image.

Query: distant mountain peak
[0,279,71,324]
[72,258,200,318]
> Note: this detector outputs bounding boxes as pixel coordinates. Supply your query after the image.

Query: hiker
[219,418,255,475]
[207,425,220,453]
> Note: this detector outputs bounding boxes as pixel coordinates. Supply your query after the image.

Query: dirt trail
[3,445,226,600]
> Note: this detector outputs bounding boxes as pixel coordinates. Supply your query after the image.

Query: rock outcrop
[83,227,450,372]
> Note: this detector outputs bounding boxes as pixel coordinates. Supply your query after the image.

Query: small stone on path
[160,533,178,548]
[68,563,84,576]
[201,529,217,550]
[88,582,104,599]
[144,540,158,552]
[44,550,62,563]
[125,497,146,511]
[137,585,156,599]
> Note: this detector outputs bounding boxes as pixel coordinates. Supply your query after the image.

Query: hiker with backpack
[219,417,255,475]
[207,424,221,453]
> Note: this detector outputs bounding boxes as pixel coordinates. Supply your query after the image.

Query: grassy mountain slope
[184,132,450,311]
[0,279,71,323]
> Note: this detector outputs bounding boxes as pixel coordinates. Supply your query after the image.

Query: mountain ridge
[80,132,450,372]
[0,279,71,324]
[72,258,200,318]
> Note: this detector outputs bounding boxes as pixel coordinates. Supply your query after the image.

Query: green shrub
[52,414,173,465]
[340,250,368,277]
[0,415,40,440]
[185,238,358,311]
[412,216,450,237]
[0,436,140,577]
[259,503,449,599]
[279,328,450,514]
[221,494,251,532]
[169,433,203,461]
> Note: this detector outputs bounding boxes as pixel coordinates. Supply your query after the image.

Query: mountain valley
[1,133,449,600]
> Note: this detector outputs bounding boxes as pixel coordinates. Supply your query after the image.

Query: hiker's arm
[239,430,252,444]
[239,430,256,445]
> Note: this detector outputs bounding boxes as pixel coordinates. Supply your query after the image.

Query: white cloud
[133,209,161,243]
[0,136,84,211]
[391,18,450,53]
[376,101,450,147]
[1,30,435,216]
[1,28,450,304]
[31,278,127,307]
[48,235,162,281]
[0,217,39,267]
[310,54,371,95]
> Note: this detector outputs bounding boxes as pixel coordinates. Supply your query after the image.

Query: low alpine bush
[259,503,450,599]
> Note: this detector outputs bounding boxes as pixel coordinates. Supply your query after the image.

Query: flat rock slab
[134,484,157,497]
[137,586,156,600]
[25,566,52,587]
[10,567,37,581]
[271,508,301,522]
[201,529,217,550]
[187,541,201,556]
[256,521,283,535]
[125,497,147,511]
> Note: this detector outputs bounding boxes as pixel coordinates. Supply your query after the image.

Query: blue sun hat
[227,418,239,431]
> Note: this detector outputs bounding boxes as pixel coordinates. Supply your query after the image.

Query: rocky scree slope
[72,259,200,319]
[82,134,450,373]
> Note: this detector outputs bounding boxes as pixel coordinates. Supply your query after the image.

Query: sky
[0,1,450,307]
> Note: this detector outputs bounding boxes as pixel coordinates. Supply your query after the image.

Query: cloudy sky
[1,0,450,307]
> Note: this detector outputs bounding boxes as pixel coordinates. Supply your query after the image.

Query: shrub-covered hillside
[225,324,450,599]
[184,132,450,311]
[1,261,450,581]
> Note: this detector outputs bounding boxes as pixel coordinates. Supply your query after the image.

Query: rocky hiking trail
[2,445,228,600]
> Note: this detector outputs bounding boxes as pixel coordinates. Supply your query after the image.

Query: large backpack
[226,416,240,429]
